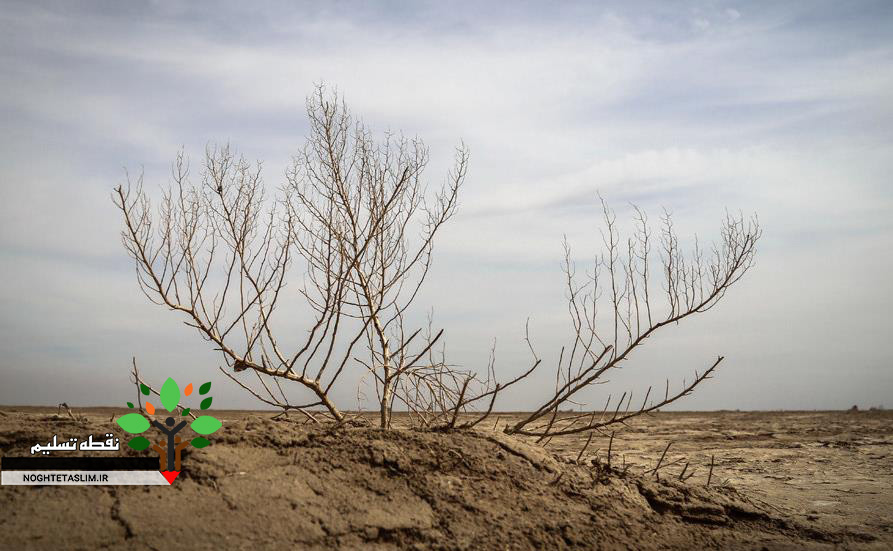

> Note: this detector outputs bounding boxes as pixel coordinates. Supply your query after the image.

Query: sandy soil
[0,407,889,550]
[525,410,893,544]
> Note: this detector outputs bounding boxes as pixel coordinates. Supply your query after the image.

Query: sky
[1,0,891,411]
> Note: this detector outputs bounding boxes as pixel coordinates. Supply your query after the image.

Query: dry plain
[0,407,889,550]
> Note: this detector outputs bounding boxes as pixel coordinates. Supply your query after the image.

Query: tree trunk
[379,338,392,429]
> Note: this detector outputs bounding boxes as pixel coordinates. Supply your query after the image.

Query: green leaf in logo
[199,381,212,395]
[117,412,151,434]
[140,384,150,396]
[160,377,180,413]
[200,397,213,410]
[126,402,134,409]
[181,408,190,417]
[191,437,210,448]
[191,415,221,435]
[127,436,151,451]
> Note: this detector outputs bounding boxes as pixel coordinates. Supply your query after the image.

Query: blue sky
[1,0,891,410]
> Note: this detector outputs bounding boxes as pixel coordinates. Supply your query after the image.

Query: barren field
[0,407,890,550]
[510,410,893,542]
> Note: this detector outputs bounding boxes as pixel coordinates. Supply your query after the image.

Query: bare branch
[507,198,760,438]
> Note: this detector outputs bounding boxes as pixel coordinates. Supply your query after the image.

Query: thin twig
[576,431,595,464]
[652,441,672,480]
[131,357,144,414]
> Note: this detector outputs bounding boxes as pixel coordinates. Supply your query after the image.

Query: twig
[459,383,500,429]
[446,376,472,429]
[707,454,715,487]
[57,402,86,424]
[131,357,144,414]
[576,431,594,464]
[652,441,672,480]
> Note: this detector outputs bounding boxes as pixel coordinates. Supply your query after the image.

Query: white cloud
[1,1,892,410]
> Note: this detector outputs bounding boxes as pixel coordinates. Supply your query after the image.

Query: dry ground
[0,407,889,550]
[504,410,893,543]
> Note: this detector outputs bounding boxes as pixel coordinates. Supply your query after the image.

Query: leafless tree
[113,83,759,436]
[504,197,761,438]
[288,87,469,428]
[113,85,468,427]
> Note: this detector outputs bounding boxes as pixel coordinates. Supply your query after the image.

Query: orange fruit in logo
[145,402,155,415]
[184,383,193,396]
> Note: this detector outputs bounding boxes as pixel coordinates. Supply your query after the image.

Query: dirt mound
[0,414,882,550]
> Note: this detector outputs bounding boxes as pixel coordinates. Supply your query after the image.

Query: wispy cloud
[1,0,891,410]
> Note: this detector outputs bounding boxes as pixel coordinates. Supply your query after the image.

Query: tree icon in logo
[116,377,221,473]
